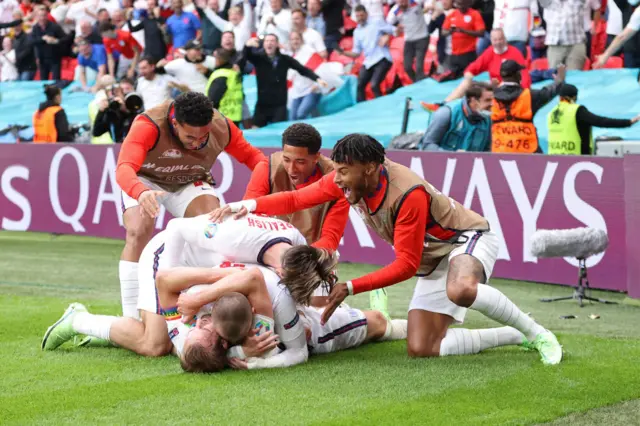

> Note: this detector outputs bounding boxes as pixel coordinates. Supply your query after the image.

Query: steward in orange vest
[33,85,73,143]
[491,60,566,154]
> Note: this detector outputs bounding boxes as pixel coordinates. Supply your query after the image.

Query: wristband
[346,281,354,295]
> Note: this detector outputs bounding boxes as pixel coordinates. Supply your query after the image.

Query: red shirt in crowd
[443,9,485,55]
[116,110,266,200]
[465,45,532,88]
[243,160,351,252]
[251,168,430,294]
[103,30,141,59]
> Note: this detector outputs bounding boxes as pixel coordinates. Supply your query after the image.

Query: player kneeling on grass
[210,134,563,365]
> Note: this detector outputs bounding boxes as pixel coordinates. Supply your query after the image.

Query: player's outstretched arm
[224,120,267,170]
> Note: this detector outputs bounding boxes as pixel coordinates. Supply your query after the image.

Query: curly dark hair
[174,92,214,127]
[331,133,385,165]
[282,123,322,154]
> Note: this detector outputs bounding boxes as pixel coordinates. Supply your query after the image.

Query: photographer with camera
[92,79,144,143]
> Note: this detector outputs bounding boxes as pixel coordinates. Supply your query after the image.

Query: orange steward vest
[33,106,62,144]
[491,89,538,154]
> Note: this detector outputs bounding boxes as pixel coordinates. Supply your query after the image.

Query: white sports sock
[470,284,546,341]
[380,319,408,341]
[72,312,117,341]
[119,260,139,319]
[439,327,524,356]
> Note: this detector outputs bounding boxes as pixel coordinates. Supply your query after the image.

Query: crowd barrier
[1,144,639,298]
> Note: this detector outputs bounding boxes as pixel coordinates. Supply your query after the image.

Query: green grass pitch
[1,231,640,425]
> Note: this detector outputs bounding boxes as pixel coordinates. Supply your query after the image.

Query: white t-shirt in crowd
[301,27,327,54]
[287,45,319,100]
[202,2,252,52]
[0,49,17,81]
[66,0,98,36]
[258,8,292,43]
[137,73,177,109]
[350,0,387,21]
[493,0,538,42]
[607,0,622,36]
[583,0,600,32]
[164,56,216,94]
[627,5,640,32]
[51,4,75,34]
[0,0,18,24]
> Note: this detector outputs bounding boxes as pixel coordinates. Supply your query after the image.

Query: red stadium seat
[343,11,357,31]
[390,36,404,52]
[329,50,353,66]
[582,57,591,71]
[604,56,623,69]
[530,58,549,71]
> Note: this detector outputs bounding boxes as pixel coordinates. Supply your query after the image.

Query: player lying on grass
[209,134,564,365]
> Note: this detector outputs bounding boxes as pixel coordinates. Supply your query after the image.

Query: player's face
[282,144,319,186]
[172,120,212,149]
[184,316,224,350]
[333,162,371,205]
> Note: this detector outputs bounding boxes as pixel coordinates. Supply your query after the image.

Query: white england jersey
[299,304,368,354]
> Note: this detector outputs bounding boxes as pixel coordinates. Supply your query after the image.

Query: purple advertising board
[1,144,638,296]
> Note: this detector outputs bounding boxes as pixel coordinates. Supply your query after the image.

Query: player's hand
[320,283,349,325]
[553,64,566,83]
[138,190,166,218]
[208,200,256,222]
[228,357,248,370]
[177,293,201,320]
[242,328,279,358]
[593,55,606,69]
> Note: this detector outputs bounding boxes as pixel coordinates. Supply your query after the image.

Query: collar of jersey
[364,166,388,214]
[295,164,322,189]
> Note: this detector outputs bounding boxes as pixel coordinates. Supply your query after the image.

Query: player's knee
[446,277,478,307]
[366,310,388,340]
[407,337,439,358]
[125,222,154,248]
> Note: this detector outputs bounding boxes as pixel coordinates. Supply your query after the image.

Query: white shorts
[408,230,499,324]
[137,232,167,314]
[302,304,368,355]
[121,176,219,218]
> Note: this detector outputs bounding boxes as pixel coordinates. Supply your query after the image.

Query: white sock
[72,312,117,341]
[470,284,546,341]
[380,319,408,341]
[439,327,524,356]
[119,261,139,319]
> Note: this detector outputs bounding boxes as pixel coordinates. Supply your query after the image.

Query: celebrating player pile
[212,133,563,365]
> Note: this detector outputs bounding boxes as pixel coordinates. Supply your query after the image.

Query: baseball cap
[500,60,526,78]
[184,40,202,50]
[559,84,578,98]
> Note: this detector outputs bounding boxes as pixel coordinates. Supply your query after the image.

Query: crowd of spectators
[0,0,639,144]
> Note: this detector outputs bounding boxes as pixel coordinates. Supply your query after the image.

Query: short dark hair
[292,8,306,17]
[119,77,135,86]
[180,337,227,373]
[214,47,233,65]
[222,30,235,38]
[174,92,213,127]
[264,33,279,42]
[99,21,115,33]
[44,84,60,101]
[282,123,322,154]
[354,4,367,13]
[139,55,156,66]
[465,81,492,102]
[331,134,385,165]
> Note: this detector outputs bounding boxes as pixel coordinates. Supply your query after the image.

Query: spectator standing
[11,18,35,80]
[491,60,566,154]
[491,0,538,57]
[76,39,108,90]
[472,0,494,54]
[66,0,98,36]
[200,0,252,52]
[605,0,623,49]
[0,36,17,81]
[420,82,493,152]
[101,21,142,78]
[387,0,430,82]
[539,0,588,70]
[306,0,325,37]
[287,30,324,120]
[583,0,601,59]
[426,0,453,72]
[165,0,201,49]
[127,0,167,62]
[77,20,103,44]
[291,9,327,57]
[206,47,243,125]
[243,35,327,127]
[351,0,385,21]
[257,0,292,43]
[441,0,485,79]
[33,84,73,143]
[547,84,640,155]
[0,0,19,25]
[31,7,67,80]
[194,0,230,54]
[136,56,189,108]
[445,28,531,102]
[160,39,215,93]
[320,0,345,54]
[337,5,394,102]
[595,3,640,68]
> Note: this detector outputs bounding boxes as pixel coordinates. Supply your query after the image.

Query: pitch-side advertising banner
[1,145,636,296]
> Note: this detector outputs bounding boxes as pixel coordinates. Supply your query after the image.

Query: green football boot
[41,303,86,351]
[531,330,563,365]
[73,335,112,348]
[370,288,390,320]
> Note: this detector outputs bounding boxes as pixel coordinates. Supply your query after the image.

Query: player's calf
[363,310,407,343]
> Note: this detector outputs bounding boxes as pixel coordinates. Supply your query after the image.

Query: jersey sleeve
[115,115,159,200]
[254,171,344,216]
[243,159,271,199]
[167,319,191,356]
[223,119,266,170]
[311,197,350,252]
[351,188,429,294]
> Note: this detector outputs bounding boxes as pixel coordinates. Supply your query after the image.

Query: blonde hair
[280,246,338,305]
[211,292,253,345]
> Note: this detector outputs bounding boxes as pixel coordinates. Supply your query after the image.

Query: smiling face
[263,34,278,55]
[228,5,242,25]
[282,144,319,186]
[221,31,235,50]
[288,30,303,52]
[332,161,375,204]
[171,119,212,149]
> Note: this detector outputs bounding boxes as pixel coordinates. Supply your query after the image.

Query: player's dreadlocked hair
[174,92,214,127]
[180,335,227,374]
[279,246,338,305]
[282,123,322,154]
[330,134,385,165]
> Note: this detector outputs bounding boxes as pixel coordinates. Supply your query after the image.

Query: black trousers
[357,58,392,102]
[253,104,288,128]
[404,37,430,82]
[39,59,61,81]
